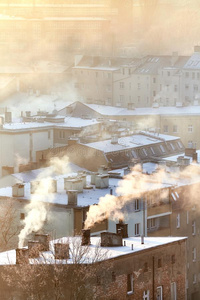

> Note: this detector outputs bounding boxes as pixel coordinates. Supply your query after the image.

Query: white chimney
[67,190,78,206]
[95,175,109,189]
[64,178,83,193]
[12,183,25,197]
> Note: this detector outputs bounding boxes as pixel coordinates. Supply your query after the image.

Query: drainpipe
[152,256,155,300]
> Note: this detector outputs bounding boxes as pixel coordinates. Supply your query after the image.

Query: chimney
[90,172,99,185]
[141,235,144,244]
[116,221,128,238]
[12,183,25,197]
[26,111,31,117]
[34,234,49,251]
[81,229,91,246]
[171,51,179,66]
[30,181,40,194]
[48,179,57,193]
[16,248,29,264]
[193,152,198,162]
[54,243,69,259]
[101,232,122,247]
[67,190,78,206]
[28,241,40,258]
[98,165,108,175]
[95,175,109,189]
[111,136,118,144]
[5,112,12,123]
[64,178,83,193]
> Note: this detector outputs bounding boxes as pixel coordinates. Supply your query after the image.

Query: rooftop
[0,236,187,265]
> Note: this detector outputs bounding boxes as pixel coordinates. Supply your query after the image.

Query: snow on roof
[2,117,99,131]
[183,52,200,69]
[82,133,179,153]
[83,102,200,117]
[0,236,187,265]
[12,163,88,183]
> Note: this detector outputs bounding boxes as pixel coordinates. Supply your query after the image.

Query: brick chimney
[54,243,69,259]
[81,229,91,246]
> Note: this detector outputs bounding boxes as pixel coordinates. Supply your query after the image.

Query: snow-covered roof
[82,133,179,153]
[0,236,187,265]
[1,117,99,132]
[86,103,200,117]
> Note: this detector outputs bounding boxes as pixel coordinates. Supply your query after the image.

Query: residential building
[0,233,187,300]
[0,113,100,178]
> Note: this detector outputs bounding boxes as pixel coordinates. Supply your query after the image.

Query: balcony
[148,203,171,217]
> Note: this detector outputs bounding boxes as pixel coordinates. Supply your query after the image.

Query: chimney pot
[16,248,29,264]
[81,229,91,246]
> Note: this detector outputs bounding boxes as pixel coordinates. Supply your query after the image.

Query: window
[59,131,65,139]
[167,71,170,76]
[171,255,175,264]
[171,282,177,300]
[147,219,156,231]
[95,72,98,78]
[138,83,140,89]
[170,143,175,150]
[153,90,156,97]
[192,248,196,262]
[135,223,140,236]
[138,96,141,103]
[119,95,124,102]
[135,199,140,211]
[173,125,178,133]
[156,286,163,300]
[185,72,189,78]
[185,84,189,89]
[142,148,148,156]
[177,141,183,148]
[158,259,162,268]
[160,145,165,153]
[174,85,178,92]
[20,213,25,220]
[127,273,134,294]
[153,77,156,83]
[143,290,150,300]
[48,130,51,139]
[163,125,168,133]
[192,221,196,235]
[193,274,197,284]
[150,147,156,155]
[188,141,193,148]
[144,262,148,272]
[112,271,116,282]
[107,73,111,79]
[192,72,195,79]
[188,125,193,132]
[176,214,180,228]
[194,84,198,92]
[120,82,124,89]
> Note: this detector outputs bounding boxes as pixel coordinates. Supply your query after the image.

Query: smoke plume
[18,155,70,248]
[84,163,200,229]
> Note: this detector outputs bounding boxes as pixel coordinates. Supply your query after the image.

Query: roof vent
[111,136,118,144]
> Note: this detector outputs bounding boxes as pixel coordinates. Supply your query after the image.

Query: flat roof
[0,236,187,265]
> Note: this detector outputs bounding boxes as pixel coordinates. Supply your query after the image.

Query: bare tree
[2,237,114,300]
[0,199,22,251]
